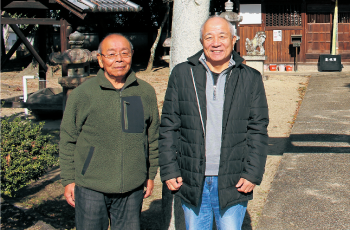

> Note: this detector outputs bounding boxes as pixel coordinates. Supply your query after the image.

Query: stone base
[58,76,95,111]
[58,76,93,88]
[243,55,268,77]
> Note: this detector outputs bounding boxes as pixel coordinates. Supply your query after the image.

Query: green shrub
[1,116,59,197]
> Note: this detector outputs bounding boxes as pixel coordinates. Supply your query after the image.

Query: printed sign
[273,30,282,41]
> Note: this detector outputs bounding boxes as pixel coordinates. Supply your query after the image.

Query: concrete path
[257,71,350,229]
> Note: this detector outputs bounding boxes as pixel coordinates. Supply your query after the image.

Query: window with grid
[339,13,350,23]
[265,4,302,27]
[307,14,330,23]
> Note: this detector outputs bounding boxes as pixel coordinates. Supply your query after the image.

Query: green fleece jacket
[59,69,159,193]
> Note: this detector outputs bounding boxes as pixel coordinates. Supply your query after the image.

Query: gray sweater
[199,53,235,176]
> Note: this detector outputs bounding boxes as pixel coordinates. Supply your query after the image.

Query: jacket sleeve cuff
[240,173,262,186]
[61,179,75,187]
[160,171,181,183]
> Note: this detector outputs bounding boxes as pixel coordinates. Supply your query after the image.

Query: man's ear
[97,54,104,69]
[232,36,237,46]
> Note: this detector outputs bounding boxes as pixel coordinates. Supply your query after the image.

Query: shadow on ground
[287,134,350,153]
[141,199,163,230]
[2,197,75,229]
[268,134,350,156]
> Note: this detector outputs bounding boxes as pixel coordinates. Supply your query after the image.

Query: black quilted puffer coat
[159,50,269,210]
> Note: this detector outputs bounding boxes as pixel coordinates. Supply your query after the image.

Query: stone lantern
[220,0,243,41]
[50,31,98,110]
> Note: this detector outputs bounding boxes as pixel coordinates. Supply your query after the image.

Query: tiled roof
[62,0,142,12]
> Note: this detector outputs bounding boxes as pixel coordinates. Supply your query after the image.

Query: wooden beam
[9,24,48,72]
[1,25,34,68]
[1,17,61,25]
[55,0,87,20]
[3,1,49,9]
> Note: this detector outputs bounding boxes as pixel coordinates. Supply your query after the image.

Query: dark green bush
[1,116,59,197]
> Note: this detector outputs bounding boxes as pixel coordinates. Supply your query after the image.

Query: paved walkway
[257,71,350,229]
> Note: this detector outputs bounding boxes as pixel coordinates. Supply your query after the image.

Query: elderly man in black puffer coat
[159,16,269,230]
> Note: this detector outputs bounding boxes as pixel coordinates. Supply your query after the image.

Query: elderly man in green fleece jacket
[59,33,160,230]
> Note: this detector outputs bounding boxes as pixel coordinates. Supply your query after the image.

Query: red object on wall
[269,64,277,71]
[286,65,293,71]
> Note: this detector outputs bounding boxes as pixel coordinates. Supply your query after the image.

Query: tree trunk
[145,4,170,72]
[162,2,210,230]
[170,0,210,71]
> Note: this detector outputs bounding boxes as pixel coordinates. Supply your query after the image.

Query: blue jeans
[181,177,247,230]
[74,185,143,230]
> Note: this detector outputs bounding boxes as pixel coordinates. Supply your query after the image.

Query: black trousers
[74,185,144,230]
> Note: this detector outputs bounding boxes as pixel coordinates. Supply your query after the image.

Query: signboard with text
[273,30,282,41]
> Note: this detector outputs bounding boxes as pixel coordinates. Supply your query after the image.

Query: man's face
[97,35,133,79]
[201,17,237,68]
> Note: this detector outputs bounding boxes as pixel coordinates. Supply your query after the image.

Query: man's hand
[144,179,154,198]
[236,178,256,193]
[165,177,183,191]
[64,183,76,207]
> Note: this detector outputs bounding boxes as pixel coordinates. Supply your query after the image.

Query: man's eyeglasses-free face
[100,51,132,60]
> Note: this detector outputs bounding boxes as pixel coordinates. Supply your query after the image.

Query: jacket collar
[187,49,244,68]
[198,52,236,73]
[97,69,137,90]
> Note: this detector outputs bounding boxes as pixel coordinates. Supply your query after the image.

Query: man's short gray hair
[200,15,236,41]
[97,33,134,54]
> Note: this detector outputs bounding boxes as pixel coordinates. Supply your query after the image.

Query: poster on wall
[273,30,282,41]
[240,4,262,24]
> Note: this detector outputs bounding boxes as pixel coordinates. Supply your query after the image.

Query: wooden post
[295,46,298,71]
[301,1,307,63]
[331,0,338,55]
[60,18,71,77]
[38,25,47,89]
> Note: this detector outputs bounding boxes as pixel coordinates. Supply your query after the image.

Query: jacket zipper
[212,72,219,101]
[120,90,124,192]
[213,85,217,100]
[123,100,129,130]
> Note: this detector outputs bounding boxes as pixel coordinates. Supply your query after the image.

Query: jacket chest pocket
[121,96,144,133]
